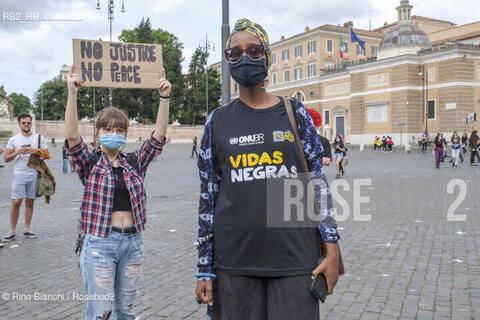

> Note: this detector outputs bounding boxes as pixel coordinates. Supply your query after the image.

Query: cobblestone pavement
[0,143,479,319]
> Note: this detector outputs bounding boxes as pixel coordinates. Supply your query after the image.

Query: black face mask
[229,56,267,88]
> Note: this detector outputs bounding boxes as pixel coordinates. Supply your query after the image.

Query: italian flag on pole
[339,34,346,58]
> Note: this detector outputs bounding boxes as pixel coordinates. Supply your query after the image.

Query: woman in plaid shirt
[65,65,170,320]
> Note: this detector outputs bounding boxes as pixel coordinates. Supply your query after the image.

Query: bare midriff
[111,210,135,227]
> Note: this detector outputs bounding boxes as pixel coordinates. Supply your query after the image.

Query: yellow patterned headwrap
[226,18,272,69]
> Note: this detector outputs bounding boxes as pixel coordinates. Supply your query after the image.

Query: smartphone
[310,272,328,303]
[21,144,31,154]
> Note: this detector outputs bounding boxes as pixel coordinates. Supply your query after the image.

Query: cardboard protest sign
[72,39,163,89]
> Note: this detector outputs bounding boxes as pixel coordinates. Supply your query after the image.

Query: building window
[282,49,289,61]
[357,44,366,56]
[283,69,290,82]
[308,63,316,77]
[272,72,277,85]
[324,110,330,125]
[271,52,277,65]
[427,100,436,120]
[371,45,379,56]
[344,42,349,54]
[294,66,302,80]
[326,39,333,53]
[308,40,316,54]
[295,45,302,58]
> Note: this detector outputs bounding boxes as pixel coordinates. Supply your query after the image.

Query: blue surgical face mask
[336,139,340,142]
[229,56,268,88]
[99,133,126,150]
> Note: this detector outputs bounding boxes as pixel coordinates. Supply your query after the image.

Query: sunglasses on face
[224,45,265,64]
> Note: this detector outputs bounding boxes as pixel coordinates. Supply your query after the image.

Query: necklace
[108,156,119,167]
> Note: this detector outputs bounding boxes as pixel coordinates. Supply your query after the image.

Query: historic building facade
[212,0,480,144]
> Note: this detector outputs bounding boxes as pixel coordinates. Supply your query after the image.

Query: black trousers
[212,270,320,320]
[191,147,198,157]
[471,151,478,164]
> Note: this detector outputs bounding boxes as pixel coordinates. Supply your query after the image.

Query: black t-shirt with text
[211,98,319,277]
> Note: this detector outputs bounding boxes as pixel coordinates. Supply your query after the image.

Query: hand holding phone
[19,145,31,155]
[310,272,328,303]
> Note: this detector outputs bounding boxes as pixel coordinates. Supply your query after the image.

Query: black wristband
[159,95,170,99]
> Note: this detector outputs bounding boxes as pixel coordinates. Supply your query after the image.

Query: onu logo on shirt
[229,133,264,146]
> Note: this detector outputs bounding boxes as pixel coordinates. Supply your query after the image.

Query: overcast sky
[0,0,479,102]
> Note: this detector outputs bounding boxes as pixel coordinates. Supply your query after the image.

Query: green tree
[33,77,68,120]
[184,47,221,125]
[119,17,184,122]
[33,77,110,121]
[9,92,33,116]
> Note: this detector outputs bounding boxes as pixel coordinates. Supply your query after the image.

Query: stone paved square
[0,143,479,319]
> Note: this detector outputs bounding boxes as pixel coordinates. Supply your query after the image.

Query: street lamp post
[199,35,215,119]
[419,64,429,135]
[96,0,125,107]
[93,87,96,143]
[41,87,44,121]
[221,0,231,105]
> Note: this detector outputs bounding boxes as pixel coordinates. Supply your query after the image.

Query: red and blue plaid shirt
[67,134,166,237]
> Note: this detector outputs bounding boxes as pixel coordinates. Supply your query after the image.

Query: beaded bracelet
[195,273,216,280]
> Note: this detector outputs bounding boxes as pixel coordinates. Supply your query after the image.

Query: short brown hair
[96,107,129,132]
[17,113,32,123]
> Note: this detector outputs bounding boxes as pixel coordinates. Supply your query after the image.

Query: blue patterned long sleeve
[196,111,221,277]
[291,98,339,243]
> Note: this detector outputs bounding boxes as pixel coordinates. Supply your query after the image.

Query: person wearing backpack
[64,65,170,319]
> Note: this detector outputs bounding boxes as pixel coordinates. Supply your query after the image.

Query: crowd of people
[373,136,394,153]
[432,131,479,168]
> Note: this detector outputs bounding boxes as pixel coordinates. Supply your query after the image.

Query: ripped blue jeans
[80,230,145,320]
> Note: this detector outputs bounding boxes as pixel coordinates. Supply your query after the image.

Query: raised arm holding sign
[64,63,170,319]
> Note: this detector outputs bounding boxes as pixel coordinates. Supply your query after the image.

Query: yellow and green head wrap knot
[226,18,272,69]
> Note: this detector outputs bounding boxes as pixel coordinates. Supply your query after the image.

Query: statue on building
[0,85,15,120]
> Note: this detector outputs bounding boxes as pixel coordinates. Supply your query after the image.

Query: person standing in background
[190,136,198,158]
[461,133,468,154]
[469,131,479,167]
[0,146,4,167]
[62,141,69,173]
[381,136,387,153]
[2,114,48,242]
[433,133,445,168]
[421,134,428,153]
[387,136,393,153]
[450,133,461,167]
[333,135,346,178]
